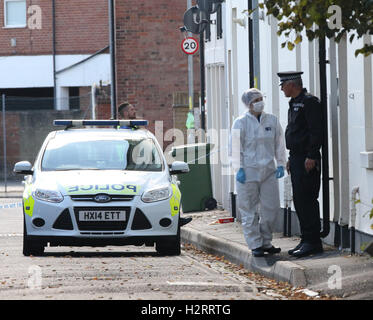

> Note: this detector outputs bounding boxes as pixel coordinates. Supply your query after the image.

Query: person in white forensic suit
[230,88,287,257]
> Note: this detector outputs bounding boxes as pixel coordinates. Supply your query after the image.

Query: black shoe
[263,246,281,254]
[180,217,192,227]
[292,242,323,258]
[252,247,265,257]
[288,241,303,255]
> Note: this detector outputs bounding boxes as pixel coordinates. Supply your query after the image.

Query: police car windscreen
[41,137,163,171]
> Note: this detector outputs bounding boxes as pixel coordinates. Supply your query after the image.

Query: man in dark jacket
[278,71,324,258]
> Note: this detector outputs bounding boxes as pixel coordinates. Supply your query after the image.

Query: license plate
[78,210,126,221]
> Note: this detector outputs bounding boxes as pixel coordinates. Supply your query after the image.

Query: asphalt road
[0,198,272,301]
[0,198,336,305]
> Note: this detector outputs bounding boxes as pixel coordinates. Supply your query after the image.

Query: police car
[14,120,189,256]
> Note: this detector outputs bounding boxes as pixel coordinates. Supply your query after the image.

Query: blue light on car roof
[53,120,148,127]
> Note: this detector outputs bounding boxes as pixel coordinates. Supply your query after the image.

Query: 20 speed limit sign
[181,37,199,55]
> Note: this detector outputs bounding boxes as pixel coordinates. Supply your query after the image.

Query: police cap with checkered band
[277,71,303,86]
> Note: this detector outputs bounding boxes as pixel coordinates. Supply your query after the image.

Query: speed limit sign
[181,37,199,55]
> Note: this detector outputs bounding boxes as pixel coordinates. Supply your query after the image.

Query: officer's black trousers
[289,154,321,244]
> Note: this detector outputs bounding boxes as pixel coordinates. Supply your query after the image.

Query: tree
[254,0,373,56]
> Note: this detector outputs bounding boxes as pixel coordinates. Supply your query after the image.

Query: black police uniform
[285,88,323,246]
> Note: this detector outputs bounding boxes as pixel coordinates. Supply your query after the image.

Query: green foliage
[257,0,373,56]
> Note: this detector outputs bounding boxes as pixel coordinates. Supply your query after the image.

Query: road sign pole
[187,0,194,118]
[200,31,206,132]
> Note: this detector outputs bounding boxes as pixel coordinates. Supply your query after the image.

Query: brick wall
[0,110,86,181]
[0,0,108,56]
[0,90,112,181]
[115,0,201,144]
[0,1,202,180]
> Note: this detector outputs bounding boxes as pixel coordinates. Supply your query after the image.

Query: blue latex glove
[276,166,284,179]
[236,168,246,184]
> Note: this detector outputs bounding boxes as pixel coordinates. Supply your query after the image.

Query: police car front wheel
[155,222,181,256]
[23,219,45,257]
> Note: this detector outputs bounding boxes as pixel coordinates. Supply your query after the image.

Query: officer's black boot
[288,241,303,255]
[292,241,323,258]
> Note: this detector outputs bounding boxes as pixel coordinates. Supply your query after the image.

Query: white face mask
[252,101,265,113]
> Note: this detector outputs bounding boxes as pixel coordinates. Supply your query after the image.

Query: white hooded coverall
[231,111,287,250]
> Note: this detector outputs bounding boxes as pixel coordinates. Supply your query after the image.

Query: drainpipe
[350,186,359,254]
[91,83,98,120]
[251,0,260,88]
[230,192,236,219]
[283,175,292,237]
[247,0,254,88]
[319,35,330,238]
[109,0,117,119]
[2,94,7,193]
[52,0,57,110]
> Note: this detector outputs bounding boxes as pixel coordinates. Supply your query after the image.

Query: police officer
[278,71,324,258]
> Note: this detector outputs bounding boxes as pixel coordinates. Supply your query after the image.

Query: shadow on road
[42,250,163,258]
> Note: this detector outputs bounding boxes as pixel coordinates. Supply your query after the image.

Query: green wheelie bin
[170,143,217,213]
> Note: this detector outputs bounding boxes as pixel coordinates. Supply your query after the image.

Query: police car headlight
[141,186,172,203]
[33,189,64,203]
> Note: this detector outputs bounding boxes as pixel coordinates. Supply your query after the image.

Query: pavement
[181,210,373,300]
[2,181,373,300]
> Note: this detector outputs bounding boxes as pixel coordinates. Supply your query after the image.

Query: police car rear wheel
[155,219,181,256]
[23,217,45,257]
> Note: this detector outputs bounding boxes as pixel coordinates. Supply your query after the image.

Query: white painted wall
[0,54,110,89]
[0,55,54,88]
[56,54,111,87]
[346,37,373,235]
[204,4,373,236]
[0,53,111,110]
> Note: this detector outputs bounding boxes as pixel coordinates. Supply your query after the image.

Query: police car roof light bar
[53,119,148,129]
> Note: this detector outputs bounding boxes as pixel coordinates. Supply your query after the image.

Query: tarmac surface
[2,181,373,300]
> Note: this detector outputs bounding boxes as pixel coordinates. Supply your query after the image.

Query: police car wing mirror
[14,161,33,175]
[169,161,190,175]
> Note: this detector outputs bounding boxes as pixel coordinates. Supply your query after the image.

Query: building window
[4,0,27,28]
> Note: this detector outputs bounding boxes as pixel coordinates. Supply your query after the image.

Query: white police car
[14,120,189,256]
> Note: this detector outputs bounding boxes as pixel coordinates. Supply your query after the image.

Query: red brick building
[0,0,200,179]
[115,0,200,137]
[0,0,108,56]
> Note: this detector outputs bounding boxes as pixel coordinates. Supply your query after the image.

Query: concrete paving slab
[181,209,373,299]
[2,181,373,299]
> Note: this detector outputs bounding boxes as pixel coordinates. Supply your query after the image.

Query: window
[42,138,163,172]
[4,0,27,28]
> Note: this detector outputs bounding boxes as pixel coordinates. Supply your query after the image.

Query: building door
[206,64,230,209]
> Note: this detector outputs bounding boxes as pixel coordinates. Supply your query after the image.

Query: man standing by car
[118,101,192,227]
[278,71,324,258]
[118,101,137,120]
